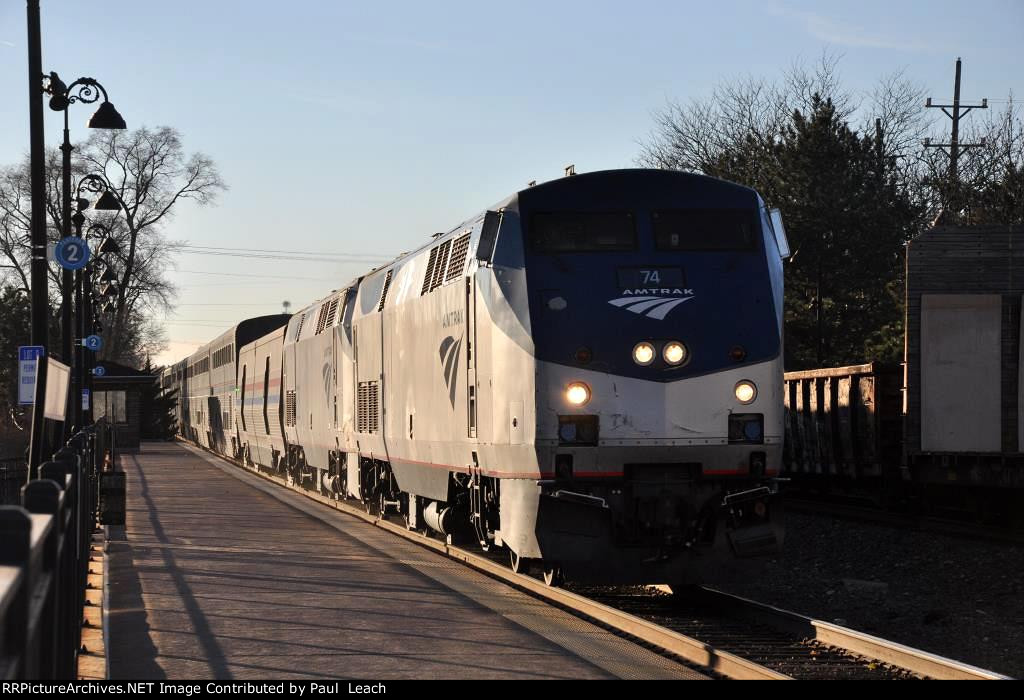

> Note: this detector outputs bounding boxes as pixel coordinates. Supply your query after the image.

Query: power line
[182,243,393,259]
[176,270,339,280]
[177,249,386,263]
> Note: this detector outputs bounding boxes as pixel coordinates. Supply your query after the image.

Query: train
[162,168,792,585]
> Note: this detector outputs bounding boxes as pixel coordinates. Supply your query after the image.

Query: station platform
[107,442,706,680]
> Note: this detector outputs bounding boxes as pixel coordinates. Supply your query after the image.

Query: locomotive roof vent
[564,164,575,177]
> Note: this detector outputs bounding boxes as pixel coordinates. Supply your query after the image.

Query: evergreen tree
[704,96,920,368]
[0,286,30,429]
[139,357,177,440]
[775,96,918,368]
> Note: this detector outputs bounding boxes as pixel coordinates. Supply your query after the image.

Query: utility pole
[924,57,988,217]
[26,0,49,475]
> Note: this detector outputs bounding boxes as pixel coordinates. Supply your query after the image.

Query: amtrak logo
[608,291,695,320]
[438,335,462,408]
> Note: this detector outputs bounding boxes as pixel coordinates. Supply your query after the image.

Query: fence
[0,419,118,680]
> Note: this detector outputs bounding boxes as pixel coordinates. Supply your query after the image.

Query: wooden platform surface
[107,442,706,680]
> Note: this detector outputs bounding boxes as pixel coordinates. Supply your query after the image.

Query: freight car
[164,169,792,584]
[782,225,1024,525]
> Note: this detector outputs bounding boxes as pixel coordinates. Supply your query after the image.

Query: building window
[94,390,127,424]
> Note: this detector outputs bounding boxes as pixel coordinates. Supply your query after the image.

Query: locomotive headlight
[663,341,687,366]
[734,380,757,404]
[565,382,591,406]
[632,342,655,366]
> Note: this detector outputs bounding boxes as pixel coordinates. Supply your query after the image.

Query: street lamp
[43,73,125,432]
[70,173,123,427]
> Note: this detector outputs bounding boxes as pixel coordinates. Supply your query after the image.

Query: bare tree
[0,126,226,366]
[637,52,852,175]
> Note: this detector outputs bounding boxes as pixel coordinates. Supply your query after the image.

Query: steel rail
[179,441,1011,680]
[691,586,1012,680]
[180,442,788,680]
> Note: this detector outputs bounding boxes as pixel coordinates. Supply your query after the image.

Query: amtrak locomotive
[163,169,790,585]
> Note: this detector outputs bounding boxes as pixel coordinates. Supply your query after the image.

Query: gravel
[712,510,1024,678]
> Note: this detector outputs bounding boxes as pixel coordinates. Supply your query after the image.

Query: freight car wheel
[541,564,563,587]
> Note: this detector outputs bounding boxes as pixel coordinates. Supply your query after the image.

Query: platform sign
[44,358,70,421]
[82,388,91,411]
[54,236,90,270]
[93,365,106,377]
[83,334,103,351]
[18,345,44,405]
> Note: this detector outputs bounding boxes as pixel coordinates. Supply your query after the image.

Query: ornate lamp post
[70,173,122,426]
[43,73,125,432]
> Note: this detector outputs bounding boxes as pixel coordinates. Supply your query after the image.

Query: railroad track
[783,495,1024,546]
[179,440,1011,680]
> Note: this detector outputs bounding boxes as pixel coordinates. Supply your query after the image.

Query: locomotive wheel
[541,564,563,587]
[509,550,531,575]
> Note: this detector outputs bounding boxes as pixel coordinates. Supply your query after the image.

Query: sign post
[18,345,44,405]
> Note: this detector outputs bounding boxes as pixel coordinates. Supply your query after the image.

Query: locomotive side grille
[421,247,439,295]
[445,233,471,282]
[324,295,340,329]
[429,239,451,292]
[285,390,297,427]
[315,301,331,335]
[293,312,307,341]
[377,269,393,311]
[357,381,379,433]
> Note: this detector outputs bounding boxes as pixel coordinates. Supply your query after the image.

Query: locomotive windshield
[529,209,760,253]
[652,208,759,251]
[530,211,636,252]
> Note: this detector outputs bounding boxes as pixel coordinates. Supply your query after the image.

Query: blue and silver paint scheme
[486,170,785,581]
[169,169,785,586]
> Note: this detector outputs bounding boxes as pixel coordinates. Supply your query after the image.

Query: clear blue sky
[1,0,1021,364]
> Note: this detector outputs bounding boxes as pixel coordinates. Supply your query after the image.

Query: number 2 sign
[55,237,91,271]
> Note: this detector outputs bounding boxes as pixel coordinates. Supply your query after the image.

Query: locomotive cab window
[652,209,759,251]
[530,212,636,252]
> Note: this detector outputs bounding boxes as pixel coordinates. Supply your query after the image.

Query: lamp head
[97,237,121,255]
[93,190,122,211]
[88,101,126,129]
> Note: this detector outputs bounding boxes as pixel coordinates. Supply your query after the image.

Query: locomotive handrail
[0,420,116,680]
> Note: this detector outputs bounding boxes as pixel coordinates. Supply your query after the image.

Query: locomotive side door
[466,274,478,440]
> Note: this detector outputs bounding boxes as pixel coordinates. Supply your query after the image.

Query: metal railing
[0,419,117,680]
[1,458,28,506]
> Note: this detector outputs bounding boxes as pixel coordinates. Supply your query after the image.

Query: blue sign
[92,365,106,377]
[54,237,90,270]
[83,334,103,351]
[17,345,44,405]
[82,389,90,411]
[19,346,44,362]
